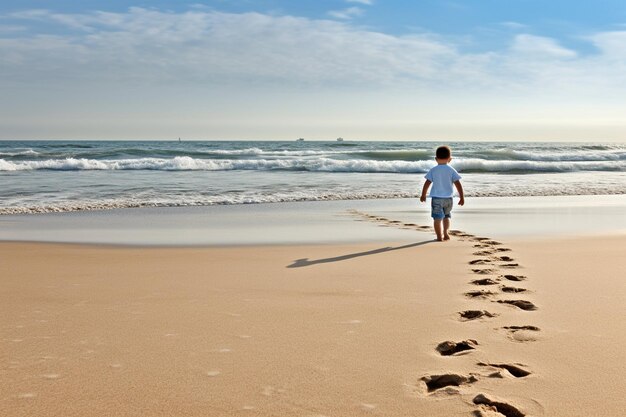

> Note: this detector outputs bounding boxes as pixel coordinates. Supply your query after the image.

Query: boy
[420,146,464,241]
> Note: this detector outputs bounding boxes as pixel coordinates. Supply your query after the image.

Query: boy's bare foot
[443,234,450,241]
[436,236,443,242]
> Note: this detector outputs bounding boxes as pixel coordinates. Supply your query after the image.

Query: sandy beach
[4,1,626,414]
[2,211,625,417]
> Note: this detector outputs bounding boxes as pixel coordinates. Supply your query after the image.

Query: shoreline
[2,195,626,246]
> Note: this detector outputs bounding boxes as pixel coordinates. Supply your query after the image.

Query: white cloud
[590,31,626,57]
[0,24,26,33]
[500,21,527,30]
[346,0,374,5]
[328,7,364,20]
[1,8,458,87]
[4,8,624,95]
[2,8,626,139]
[511,34,577,59]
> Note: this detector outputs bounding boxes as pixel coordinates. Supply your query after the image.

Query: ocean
[1,140,626,215]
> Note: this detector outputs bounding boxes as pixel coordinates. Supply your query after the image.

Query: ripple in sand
[340,319,363,324]
[18,393,36,399]
[206,371,220,377]
[42,373,60,380]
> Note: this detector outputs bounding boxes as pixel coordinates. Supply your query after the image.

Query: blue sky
[2,1,626,140]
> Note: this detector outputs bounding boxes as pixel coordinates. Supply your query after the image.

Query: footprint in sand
[502,326,541,342]
[501,274,527,282]
[495,256,515,262]
[503,325,540,332]
[459,310,497,321]
[422,373,477,393]
[469,259,493,265]
[483,240,503,246]
[465,290,496,298]
[501,286,527,293]
[436,339,478,356]
[473,393,526,417]
[473,250,495,256]
[478,362,531,378]
[472,269,498,275]
[471,278,499,286]
[499,263,520,268]
[494,247,512,252]
[497,300,537,311]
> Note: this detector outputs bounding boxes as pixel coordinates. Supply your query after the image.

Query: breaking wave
[1,156,625,173]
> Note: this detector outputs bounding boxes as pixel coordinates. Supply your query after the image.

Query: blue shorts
[431,197,453,220]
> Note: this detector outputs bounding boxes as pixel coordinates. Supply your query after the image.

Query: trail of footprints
[348,210,541,417]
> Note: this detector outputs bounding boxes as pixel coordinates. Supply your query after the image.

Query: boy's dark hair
[436,146,451,159]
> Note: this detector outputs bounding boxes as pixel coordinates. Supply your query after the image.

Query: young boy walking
[420,146,465,241]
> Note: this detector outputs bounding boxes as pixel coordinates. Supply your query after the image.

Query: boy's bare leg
[433,219,443,241]
[443,218,450,240]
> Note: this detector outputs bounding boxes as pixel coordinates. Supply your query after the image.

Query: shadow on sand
[287,240,434,268]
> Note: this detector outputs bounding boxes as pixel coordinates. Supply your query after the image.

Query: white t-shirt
[424,164,462,198]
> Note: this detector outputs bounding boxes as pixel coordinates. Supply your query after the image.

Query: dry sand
[1,216,625,416]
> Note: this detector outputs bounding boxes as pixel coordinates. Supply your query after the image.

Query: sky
[1,1,626,141]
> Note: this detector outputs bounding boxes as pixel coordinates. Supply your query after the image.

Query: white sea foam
[483,148,626,161]
[1,156,625,173]
[0,149,39,157]
[3,181,626,215]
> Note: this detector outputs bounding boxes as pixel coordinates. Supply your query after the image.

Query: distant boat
[297,138,304,141]
[336,137,344,142]
[178,137,181,142]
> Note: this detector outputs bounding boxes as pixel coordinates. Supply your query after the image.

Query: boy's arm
[420,180,432,202]
[454,180,465,206]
